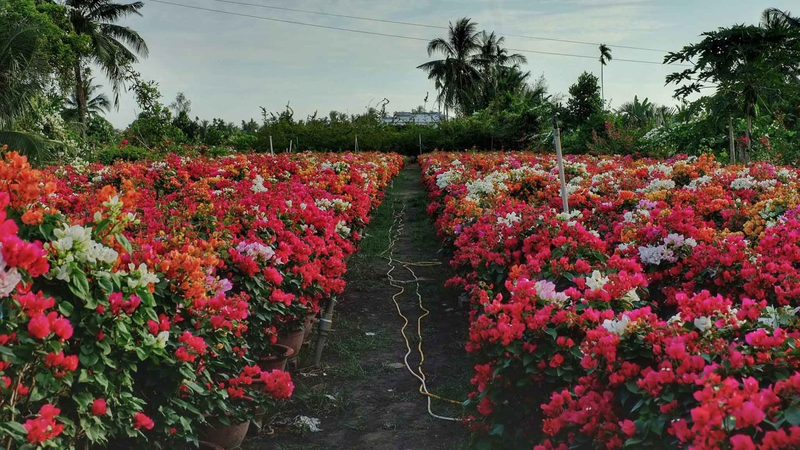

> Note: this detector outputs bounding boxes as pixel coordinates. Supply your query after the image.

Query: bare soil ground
[242,162,472,450]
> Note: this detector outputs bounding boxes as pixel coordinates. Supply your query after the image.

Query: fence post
[355,134,359,152]
[289,139,293,153]
[269,135,274,156]
[553,115,569,214]
[312,296,337,366]
[418,134,422,155]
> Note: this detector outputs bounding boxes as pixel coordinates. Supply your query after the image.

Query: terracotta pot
[302,313,316,341]
[257,344,294,371]
[199,418,250,450]
[277,328,305,360]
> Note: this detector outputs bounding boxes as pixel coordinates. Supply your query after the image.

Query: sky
[102,0,798,128]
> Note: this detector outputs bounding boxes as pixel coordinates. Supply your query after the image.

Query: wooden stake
[553,115,569,214]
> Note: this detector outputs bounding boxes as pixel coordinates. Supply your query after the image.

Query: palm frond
[99,23,149,58]
[89,1,145,22]
[0,131,58,165]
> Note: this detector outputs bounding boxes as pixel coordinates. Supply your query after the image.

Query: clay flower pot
[277,328,305,361]
[257,344,294,371]
[302,312,317,341]
[199,418,250,450]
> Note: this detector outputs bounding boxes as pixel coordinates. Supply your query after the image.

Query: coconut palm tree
[0,19,55,161]
[66,0,148,125]
[417,18,482,116]
[475,31,527,70]
[471,31,528,109]
[63,71,111,121]
[599,44,612,107]
[761,8,800,29]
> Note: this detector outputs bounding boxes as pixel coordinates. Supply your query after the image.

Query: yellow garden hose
[380,201,463,421]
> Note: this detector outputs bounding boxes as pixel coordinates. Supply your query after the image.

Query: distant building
[380,111,442,127]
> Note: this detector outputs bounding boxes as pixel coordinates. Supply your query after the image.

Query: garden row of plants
[421,151,800,449]
[0,147,402,448]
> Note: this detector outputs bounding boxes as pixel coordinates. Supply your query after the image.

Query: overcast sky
[102,0,797,128]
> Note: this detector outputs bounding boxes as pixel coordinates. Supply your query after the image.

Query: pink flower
[27,314,50,339]
[730,434,756,450]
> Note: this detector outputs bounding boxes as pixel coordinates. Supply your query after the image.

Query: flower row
[0,149,402,448]
[421,152,800,449]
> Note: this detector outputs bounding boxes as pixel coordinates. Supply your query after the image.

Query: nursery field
[6,147,800,450]
[421,152,800,449]
[0,149,402,448]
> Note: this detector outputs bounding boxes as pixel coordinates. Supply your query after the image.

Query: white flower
[251,174,269,193]
[586,270,609,291]
[0,264,21,297]
[534,280,569,306]
[731,175,756,190]
[335,221,351,237]
[638,178,676,193]
[156,331,169,348]
[497,212,521,227]
[602,315,631,336]
[622,289,640,303]
[693,316,713,332]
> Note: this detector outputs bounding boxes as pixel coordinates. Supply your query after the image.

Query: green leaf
[115,234,133,254]
[489,423,505,436]
[73,392,94,409]
[69,269,96,308]
[135,347,148,361]
[58,301,74,317]
[784,406,800,425]
[97,275,113,294]
[80,352,99,367]
[0,421,29,437]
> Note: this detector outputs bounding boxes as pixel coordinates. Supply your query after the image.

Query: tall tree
[665,24,800,161]
[63,71,111,121]
[417,18,482,116]
[599,44,612,107]
[565,72,603,128]
[0,19,55,161]
[66,0,148,126]
[473,31,528,110]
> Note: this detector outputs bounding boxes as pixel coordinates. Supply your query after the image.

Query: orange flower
[21,209,44,225]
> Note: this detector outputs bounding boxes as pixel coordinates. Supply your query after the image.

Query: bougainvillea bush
[421,151,800,450]
[0,148,401,448]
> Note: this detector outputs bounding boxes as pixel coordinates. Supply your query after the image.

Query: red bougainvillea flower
[24,404,63,444]
[91,398,108,416]
[133,412,154,430]
[259,370,294,399]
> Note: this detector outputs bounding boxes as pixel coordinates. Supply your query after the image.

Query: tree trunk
[745,112,753,163]
[74,63,88,130]
[728,116,735,164]
[600,64,605,108]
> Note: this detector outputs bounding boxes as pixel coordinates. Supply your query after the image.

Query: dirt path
[243,162,471,450]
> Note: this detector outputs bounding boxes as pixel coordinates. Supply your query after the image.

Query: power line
[151,0,430,41]
[211,0,673,53]
[149,0,690,67]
